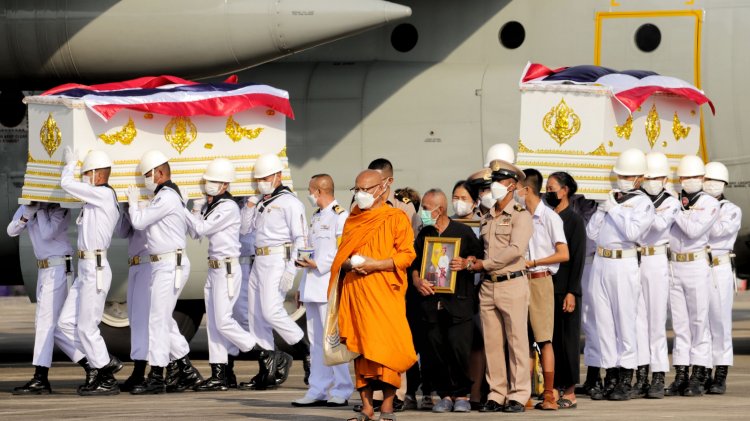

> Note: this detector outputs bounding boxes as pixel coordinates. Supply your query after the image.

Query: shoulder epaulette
[314,208,321,214]
[514,203,525,212]
[400,196,411,204]
[333,204,345,214]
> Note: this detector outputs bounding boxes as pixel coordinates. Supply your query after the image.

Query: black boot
[239,350,278,390]
[79,370,120,396]
[131,366,166,395]
[703,368,713,392]
[12,366,52,395]
[647,372,666,399]
[709,365,728,394]
[291,339,311,385]
[608,368,633,401]
[630,365,649,399]
[226,355,237,389]
[76,358,98,394]
[600,368,619,400]
[100,355,123,375]
[580,366,602,396]
[682,365,707,397]
[165,360,180,392]
[120,360,148,393]
[274,351,294,386]
[172,356,203,392]
[194,364,228,392]
[664,365,689,396]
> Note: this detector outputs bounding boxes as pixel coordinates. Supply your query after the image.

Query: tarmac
[2,294,750,420]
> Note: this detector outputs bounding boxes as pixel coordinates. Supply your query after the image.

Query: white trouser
[669,259,711,367]
[707,261,734,366]
[304,301,354,401]
[35,265,81,367]
[127,262,151,361]
[148,258,191,367]
[635,254,670,372]
[233,262,252,332]
[581,260,601,367]
[590,255,639,369]
[57,259,112,369]
[247,254,304,350]
[205,265,257,364]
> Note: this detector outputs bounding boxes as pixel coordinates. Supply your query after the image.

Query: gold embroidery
[164,116,197,154]
[543,99,581,147]
[225,115,264,142]
[98,117,137,145]
[39,114,62,157]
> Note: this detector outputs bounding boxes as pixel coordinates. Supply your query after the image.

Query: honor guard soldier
[56,147,123,396]
[633,152,680,399]
[703,161,741,394]
[665,155,720,397]
[466,159,533,413]
[7,203,81,394]
[292,174,355,407]
[239,153,310,390]
[483,143,516,168]
[126,150,203,394]
[586,148,655,401]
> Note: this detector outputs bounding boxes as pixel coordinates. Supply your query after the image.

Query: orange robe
[328,204,417,390]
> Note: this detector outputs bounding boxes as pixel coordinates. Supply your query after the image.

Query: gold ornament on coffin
[615,115,633,140]
[543,99,581,147]
[39,114,62,158]
[645,104,661,149]
[98,117,137,145]
[225,115,264,142]
[672,112,690,141]
[164,116,197,154]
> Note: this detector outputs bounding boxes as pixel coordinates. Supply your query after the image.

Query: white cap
[613,148,647,176]
[254,154,283,178]
[139,150,169,176]
[203,158,236,183]
[704,161,729,183]
[676,155,705,177]
[644,152,670,178]
[484,143,515,167]
[81,150,113,173]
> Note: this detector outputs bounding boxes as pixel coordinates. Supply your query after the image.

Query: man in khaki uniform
[461,159,533,413]
[368,158,421,236]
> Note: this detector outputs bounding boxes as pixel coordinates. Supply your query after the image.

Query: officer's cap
[467,168,493,190]
[488,159,525,182]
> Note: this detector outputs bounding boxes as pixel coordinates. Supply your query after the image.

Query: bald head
[356,169,382,188]
[310,174,334,194]
[422,189,447,213]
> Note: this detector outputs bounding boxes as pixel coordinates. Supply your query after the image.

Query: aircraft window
[391,23,418,53]
[499,21,525,49]
[635,23,661,52]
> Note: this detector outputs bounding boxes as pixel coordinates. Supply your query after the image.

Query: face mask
[307,193,318,207]
[681,178,703,194]
[642,179,664,196]
[144,173,158,193]
[354,191,375,210]
[703,180,724,197]
[420,209,437,227]
[204,181,223,196]
[545,191,561,208]
[480,192,496,209]
[257,174,277,195]
[491,181,509,201]
[514,191,526,208]
[616,178,636,192]
[82,175,92,185]
[452,200,473,217]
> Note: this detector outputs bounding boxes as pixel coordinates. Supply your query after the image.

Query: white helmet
[203,158,236,183]
[644,152,670,178]
[139,150,169,176]
[81,150,113,173]
[484,143,515,167]
[676,155,705,177]
[613,148,647,176]
[254,153,283,178]
[704,161,729,183]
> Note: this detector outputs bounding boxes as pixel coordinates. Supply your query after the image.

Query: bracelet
[465,259,473,271]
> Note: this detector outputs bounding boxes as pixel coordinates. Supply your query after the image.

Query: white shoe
[326,396,349,407]
[291,396,327,407]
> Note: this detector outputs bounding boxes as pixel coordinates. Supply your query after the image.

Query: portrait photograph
[419,237,461,293]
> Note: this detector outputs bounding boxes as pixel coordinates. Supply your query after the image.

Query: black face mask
[545,191,562,208]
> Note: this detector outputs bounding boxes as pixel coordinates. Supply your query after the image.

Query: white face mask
[480,192,496,209]
[82,175,92,185]
[257,174,277,195]
[204,180,223,196]
[354,191,376,210]
[681,178,703,194]
[144,172,158,193]
[452,200,473,217]
[616,178,636,192]
[514,191,526,208]
[491,181,509,201]
[703,180,725,197]
[642,179,665,196]
[307,193,318,207]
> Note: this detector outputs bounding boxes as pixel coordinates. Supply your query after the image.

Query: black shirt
[552,206,585,296]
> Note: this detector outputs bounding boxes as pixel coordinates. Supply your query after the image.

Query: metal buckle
[207,259,222,269]
[37,259,49,269]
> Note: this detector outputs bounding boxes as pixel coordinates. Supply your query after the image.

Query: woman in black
[545,172,586,408]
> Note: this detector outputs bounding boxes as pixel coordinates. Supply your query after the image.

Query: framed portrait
[420,237,461,293]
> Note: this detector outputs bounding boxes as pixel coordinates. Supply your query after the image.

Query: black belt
[484,270,526,283]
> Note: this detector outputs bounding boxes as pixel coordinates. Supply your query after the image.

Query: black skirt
[552,292,582,388]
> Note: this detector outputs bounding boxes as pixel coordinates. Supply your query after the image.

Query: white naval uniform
[235,197,256,332]
[299,200,354,401]
[56,162,119,369]
[668,192,720,368]
[635,192,679,372]
[129,184,191,367]
[706,198,741,367]
[581,240,600,367]
[186,196,257,364]
[7,205,83,367]
[240,188,305,350]
[114,205,151,362]
[586,191,654,369]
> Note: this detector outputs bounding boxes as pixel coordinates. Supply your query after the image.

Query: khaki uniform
[479,199,533,405]
[387,189,420,235]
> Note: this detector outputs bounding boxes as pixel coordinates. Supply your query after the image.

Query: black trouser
[552,293,582,389]
[406,305,433,397]
[425,312,473,398]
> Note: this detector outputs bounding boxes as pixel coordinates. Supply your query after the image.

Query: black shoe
[274,351,293,386]
[131,366,166,395]
[171,356,203,392]
[502,400,525,413]
[704,368,713,392]
[12,369,52,395]
[302,354,311,386]
[709,365,728,394]
[470,401,484,411]
[353,400,382,413]
[120,375,146,393]
[226,356,237,389]
[194,364,228,392]
[100,355,123,375]
[479,400,504,412]
[240,350,277,390]
[120,360,148,393]
[608,368,633,401]
[392,397,405,412]
[165,361,180,392]
[664,365,689,397]
[630,365,649,399]
[602,367,619,399]
[647,372,665,399]
[682,365,707,397]
[76,361,99,395]
[79,371,120,396]
[589,378,605,400]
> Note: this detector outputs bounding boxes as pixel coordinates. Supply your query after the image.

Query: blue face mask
[420,209,437,226]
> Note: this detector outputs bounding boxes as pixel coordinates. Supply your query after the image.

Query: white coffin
[20,96,291,206]
[516,84,703,199]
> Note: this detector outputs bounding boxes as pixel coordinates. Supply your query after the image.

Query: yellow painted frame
[593,9,708,161]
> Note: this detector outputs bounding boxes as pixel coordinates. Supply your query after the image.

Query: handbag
[323,269,359,366]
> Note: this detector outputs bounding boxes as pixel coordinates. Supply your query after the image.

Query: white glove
[63,146,77,165]
[22,203,39,220]
[279,268,297,293]
[246,195,261,207]
[598,199,613,213]
[127,185,140,208]
[192,197,207,213]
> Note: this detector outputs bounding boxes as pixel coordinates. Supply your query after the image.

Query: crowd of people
[7,142,740,421]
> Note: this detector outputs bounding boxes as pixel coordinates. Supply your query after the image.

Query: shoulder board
[333,204,345,214]
[400,196,411,204]
[514,204,525,212]
[314,208,321,214]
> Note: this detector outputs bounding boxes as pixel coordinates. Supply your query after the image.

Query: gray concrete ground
[2,294,750,420]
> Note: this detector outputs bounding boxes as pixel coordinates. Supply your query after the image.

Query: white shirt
[237,197,256,257]
[641,193,680,247]
[708,199,742,255]
[669,193,720,253]
[587,191,655,250]
[60,161,119,251]
[7,205,73,259]
[240,190,307,257]
[299,200,348,303]
[129,185,187,254]
[528,203,567,274]
[186,198,241,259]
[114,206,148,258]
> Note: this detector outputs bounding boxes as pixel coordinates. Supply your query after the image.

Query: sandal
[347,412,376,421]
[378,413,397,421]
[557,398,577,409]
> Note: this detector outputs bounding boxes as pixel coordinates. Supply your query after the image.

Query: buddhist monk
[329,169,417,421]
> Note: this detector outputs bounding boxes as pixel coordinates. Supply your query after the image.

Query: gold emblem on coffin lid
[645,104,661,149]
[542,99,581,147]
[615,115,633,140]
[39,114,62,158]
[225,115,264,142]
[672,112,690,141]
[164,116,197,154]
[98,117,137,145]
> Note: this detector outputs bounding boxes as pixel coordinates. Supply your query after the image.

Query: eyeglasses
[350,183,382,194]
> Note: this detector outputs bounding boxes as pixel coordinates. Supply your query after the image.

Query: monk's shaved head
[422,188,447,213]
[310,173,334,194]
[356,169,382,188]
